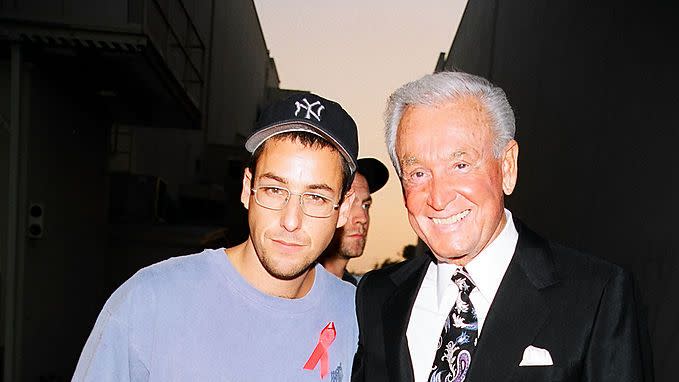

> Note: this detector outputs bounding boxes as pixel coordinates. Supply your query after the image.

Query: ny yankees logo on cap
[245,92,359,173]
[295,98,325,121]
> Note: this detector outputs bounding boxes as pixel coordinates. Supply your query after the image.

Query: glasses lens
[301,193,335,217]
[253,186,336,217]
[255,186,289,210]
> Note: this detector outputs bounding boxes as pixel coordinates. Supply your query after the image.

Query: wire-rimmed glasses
[250,185,339,218]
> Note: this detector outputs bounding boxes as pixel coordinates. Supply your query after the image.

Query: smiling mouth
[431,209,471,225]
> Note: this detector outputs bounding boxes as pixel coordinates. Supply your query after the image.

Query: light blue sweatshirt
[73,248,358,381]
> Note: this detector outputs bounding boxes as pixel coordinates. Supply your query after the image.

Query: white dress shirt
[406,209,519,382]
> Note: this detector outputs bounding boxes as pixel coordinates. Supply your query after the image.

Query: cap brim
[245,121,357,173]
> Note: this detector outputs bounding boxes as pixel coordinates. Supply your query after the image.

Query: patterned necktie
[428,267,478,382]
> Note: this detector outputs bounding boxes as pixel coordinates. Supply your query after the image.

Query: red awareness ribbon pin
[303,322,336,379]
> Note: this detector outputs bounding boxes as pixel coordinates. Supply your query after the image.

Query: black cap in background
[357,157,389,193]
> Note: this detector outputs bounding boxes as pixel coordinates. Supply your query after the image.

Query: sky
[252,0,468,274]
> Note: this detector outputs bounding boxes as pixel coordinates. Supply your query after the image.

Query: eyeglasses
[250,186,340,218]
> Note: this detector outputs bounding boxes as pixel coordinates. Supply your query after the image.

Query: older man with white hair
[351,71,649,382]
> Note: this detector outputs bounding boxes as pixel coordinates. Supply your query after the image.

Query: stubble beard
[339,237,366,259]
[257,247,315,281]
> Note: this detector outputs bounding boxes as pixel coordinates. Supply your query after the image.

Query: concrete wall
[447,1,677,380]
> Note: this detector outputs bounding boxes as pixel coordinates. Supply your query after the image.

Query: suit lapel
[467,219,560,381]
[382,254,431,382]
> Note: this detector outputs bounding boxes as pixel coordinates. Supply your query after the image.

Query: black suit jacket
[352,219,651,382]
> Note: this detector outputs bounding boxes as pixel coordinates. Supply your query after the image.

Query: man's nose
[352,203,369,224]
[280,195,303,231]
[427,175,455,210]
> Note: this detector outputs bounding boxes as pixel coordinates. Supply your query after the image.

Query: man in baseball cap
[320,157,389,285]
[74,93,360,381]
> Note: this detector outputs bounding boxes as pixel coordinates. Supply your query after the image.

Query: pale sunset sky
[252,0,468,274]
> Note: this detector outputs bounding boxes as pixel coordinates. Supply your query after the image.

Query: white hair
[384,71,516,176]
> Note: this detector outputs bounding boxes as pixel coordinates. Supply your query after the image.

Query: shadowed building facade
[0,0,281,379]
[436,1,676,381]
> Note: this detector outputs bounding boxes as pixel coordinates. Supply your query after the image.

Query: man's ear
[241,168,253,209]
[336,188,355,228]
[501,140,519,195]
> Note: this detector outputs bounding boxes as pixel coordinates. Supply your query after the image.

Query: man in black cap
[320,158,389,285]
[74,93,360,381]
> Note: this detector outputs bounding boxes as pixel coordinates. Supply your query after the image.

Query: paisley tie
[428,267,478,382]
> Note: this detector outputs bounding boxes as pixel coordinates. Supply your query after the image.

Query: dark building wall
[0,61,9,352]
[0,0,132,27]
[2,1,279,379]
[132,126,203,194]
[447,1,677,380]
[201,0,275,234]
[445,0,495,77]
[206,0,272,147]
[17,57,113,379]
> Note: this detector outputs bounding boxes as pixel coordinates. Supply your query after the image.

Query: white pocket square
[519,345,553,366]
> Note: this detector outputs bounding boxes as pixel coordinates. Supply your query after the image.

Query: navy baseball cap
[357,158,389,193]
[245,93,359,173]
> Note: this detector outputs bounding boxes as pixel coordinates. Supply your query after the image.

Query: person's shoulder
[318,264,356,298]
[357,255,428,292]
[341,270,358,286]
[548,241,630,283]
[516,219,630,284]
[118,248,221,298]
[154,247,216,275]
